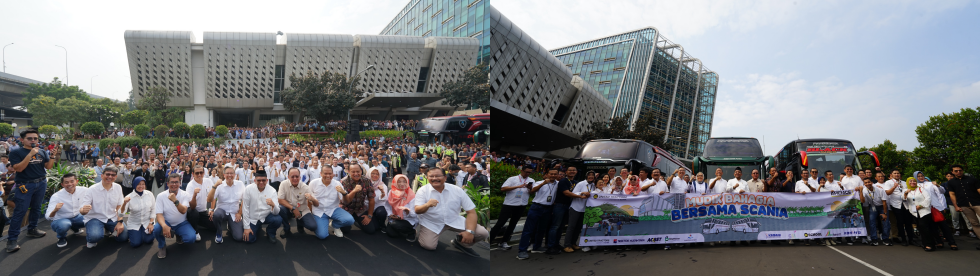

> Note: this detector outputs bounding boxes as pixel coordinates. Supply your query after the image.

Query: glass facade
[379,0,489,64]
[549,28,718,159]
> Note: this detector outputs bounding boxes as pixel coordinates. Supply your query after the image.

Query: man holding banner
[516,169,559,260]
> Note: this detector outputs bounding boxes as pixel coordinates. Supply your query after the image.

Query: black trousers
[386,218,416,239]
[916,213,936,247]
[186,210,216,232]
[931,212,957,246]
[489,204,526,244]
[896,207,917,242]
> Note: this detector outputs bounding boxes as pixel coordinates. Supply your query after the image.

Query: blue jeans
[868,205,890,241]
[547,203,569,249]
[518,203,553,252]
[245,213,283,243]
[153,220,196,248]
[85,219,128,244]
[51,215,85,239]
[127,226,155,248]
[313,209,355,240]
[7,180,46,241]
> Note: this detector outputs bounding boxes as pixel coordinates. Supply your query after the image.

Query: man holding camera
[6,129,59,253]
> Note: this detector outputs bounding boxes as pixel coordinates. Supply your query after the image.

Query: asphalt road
[488,238,980,276]
[0,221,489,276]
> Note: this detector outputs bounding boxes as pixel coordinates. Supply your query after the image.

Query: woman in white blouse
[367,167,389,233]
[121,177,155,248]
[902,177,936,252]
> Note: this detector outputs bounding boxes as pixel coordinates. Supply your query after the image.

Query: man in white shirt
[795,170,818,194]
[641,168,669,196]
[818,171,843,192]
[80,166,127,248]
[859,177,891,246]
[563,171,593,252]
[154,174,195,258]
[728,167,748,194]
[208,166,245,244]
[47,174,90,248]
[666,168,690,194]
[414,167,487,257]
[840,166,863,192]
[708,168,729,194]
[185,165,215,241]
[517,169,559,260]
[332,159,345,182]
[489,166,534,250]
[309,166,354,240]
[241,170,283,244]
[278,168,316,237]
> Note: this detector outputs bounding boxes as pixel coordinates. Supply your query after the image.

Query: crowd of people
[83,120,422,140]
[0,128,492,259]
[491,160,980,260]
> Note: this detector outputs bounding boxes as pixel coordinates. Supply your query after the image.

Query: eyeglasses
[104,173,117,177]
[24,137,39,141]
[194,172,204,175]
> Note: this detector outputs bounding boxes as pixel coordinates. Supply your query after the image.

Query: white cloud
[945,81,980,105]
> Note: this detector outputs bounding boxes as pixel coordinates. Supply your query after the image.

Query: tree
[154,125,170,138]
[280,70,360,121]
[80,121,105,136]
[190,124,205,138]
[23,77,90,107]
[439,62,490,112]
[136,86,172,112]
[857,140,913,176]
[172,122,190,138]
[583,207,603,227]
[911,107,980,179]
[38,125,58,139]
[122,110,149,126]
[581,111,671,151]
[25,95,60,126]
[0,123,13,136]
[215,125,229,137]
[54,97,93,127]
[134,124,150,138]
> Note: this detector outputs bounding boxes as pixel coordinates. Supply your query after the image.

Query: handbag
[932,207,945,222]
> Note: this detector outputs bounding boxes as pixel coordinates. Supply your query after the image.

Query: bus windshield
[577,141,639,160]
[419,118,448,131]
[703,139,764,158]
[798,141,856,178]
[706,164,759,181]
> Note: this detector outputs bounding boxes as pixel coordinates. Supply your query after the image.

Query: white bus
[731,218,760,233]
[701,218,731,234]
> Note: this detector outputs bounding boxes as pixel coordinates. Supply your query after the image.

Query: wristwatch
[464,229,474,234]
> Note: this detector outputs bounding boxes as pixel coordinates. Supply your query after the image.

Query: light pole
[90,75,98,93]
[55,45,67,85]
[346,64,375,121]
[3,43,12,73]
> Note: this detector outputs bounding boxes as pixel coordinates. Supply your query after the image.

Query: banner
[579,191,867,246]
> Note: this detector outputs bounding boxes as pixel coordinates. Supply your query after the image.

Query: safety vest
[415,174,429,188]
[436,146,443,155]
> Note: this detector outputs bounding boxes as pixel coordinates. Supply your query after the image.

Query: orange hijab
[388,174,415,219]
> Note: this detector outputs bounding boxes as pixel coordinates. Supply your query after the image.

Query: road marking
[826,245,893,276]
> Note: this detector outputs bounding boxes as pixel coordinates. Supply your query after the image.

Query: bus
[415,113,490,144]
[565,139,691,182]
[772,139,880,182]
[702,218,731,234]
[731,218,760,233]
[692,137,774,182]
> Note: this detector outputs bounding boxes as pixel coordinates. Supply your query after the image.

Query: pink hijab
[388,174,415,219]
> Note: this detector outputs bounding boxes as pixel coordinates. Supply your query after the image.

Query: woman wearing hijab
[121,177,155,248]
[367,167,389,233]
[623,175,642,196]
[914,171,957,250]
[386,174,417,241]
[902,177,936,251]
[611,176,626,195]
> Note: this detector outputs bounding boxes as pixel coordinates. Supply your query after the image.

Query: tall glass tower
[549,28,718,159]
[380,0,489,64]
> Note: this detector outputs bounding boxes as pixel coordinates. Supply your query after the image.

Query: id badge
[515,190,523,199]
[547,196,553,202]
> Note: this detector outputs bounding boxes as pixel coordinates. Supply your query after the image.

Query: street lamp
[3,43,12,73]
[55,45,68,85]
[11,122,17,134]
[90,75,98,93]
[346,64,375,121]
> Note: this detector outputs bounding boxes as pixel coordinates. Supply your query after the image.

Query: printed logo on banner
[593,194,599,199]
[767,233,781,239]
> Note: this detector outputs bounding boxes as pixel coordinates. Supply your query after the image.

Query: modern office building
[379,0,490,64]
[124,30,479,127]
[550,28,719,159]
[487,5,612,158]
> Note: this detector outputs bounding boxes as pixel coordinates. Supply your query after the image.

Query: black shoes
[26,229,46,238]
[5,240,20,253]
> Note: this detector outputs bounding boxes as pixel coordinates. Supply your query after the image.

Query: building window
[442,15,455,25]
[453,22,468,32]
[274,65,285,103]
[604,57,616,62]
[416,67,429,92]
[613,67,626,71]
[582,61,593,65]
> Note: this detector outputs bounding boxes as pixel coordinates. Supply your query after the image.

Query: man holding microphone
[6,129,59,253]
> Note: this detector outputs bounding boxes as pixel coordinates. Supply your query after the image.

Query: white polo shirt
[795,180,817,193]
[213,180,245,215]
[414,184,475,232]
[184,178,214,212]
[46,186,89,221]
[531,180,559,205]
[81,182,125,223]
[309,178,343,218]
[501,175,534,206]
[155,189,191,225]
[840,175,863,191]
[861,185,887,207]
[883,179,905,209]
[818,181,843,192]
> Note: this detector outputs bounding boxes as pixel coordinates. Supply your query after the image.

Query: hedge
[98,136,227,150]
[487,160,543,220]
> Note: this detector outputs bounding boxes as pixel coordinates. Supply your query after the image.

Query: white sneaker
[86,242,97,248]
[196,233,202,241]
[333,228,344,238]
[581,246,592,252]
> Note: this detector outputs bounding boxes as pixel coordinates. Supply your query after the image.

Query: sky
[493,0,980,153]
[0,0,408,100]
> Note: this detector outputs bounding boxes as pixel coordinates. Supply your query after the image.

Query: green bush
[0,123,12,136]
[39,125,58,138]
[81,121,105,136]
[190,124,206,138]
[134,124,150,137]
[216,125,229,136]
[98,136,227,151]
[173,122,190,137]
[360,130,408,139]
[154,125,169,138]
